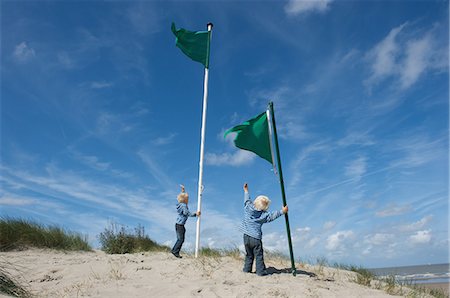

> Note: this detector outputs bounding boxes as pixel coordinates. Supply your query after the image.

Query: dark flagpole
[268,101,296,276]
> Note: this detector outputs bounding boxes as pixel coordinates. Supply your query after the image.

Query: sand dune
[1,249,422,297]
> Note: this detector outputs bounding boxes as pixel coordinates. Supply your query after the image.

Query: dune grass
[0,267,31,298]
[0,217,91,252]
[0,217,91,297]
[98,223,170,254]
[333,263,376,287]
[333,261,448,298]
[198,247,241,259]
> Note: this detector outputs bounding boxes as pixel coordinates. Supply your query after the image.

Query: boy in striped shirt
[171,185,200,258]
[240,183,288,276]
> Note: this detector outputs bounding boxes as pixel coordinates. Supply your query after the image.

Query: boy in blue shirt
[171,185,200,258]
[240,183,288,276]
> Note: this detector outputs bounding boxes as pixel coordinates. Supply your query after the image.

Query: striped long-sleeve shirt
[239,192,283,239]
[175,203,196,225]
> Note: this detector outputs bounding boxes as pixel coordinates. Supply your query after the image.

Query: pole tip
[207,22,214,29]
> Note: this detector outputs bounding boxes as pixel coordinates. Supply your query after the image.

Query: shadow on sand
[266,266,317,277]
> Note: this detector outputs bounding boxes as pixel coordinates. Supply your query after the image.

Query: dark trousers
[243,234,266,275]
[171,223,186,255]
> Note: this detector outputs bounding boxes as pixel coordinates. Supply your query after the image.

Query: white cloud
[364,233,394,246]
[306,237,320,248]
[410,230,432,244]
[365,24,405,86]
[263,232,288,253]
[345,156,367,181]
[13,42,36,62]
[326,230,354,251]
[398,215,433,232]
[297,227,311,233]
[365,23,447,91]
[285,0,333,16]
[279,121,309,141]
[400,34,432,89]
[205,150,255,167]
[153,133,177,146]
[75,153,111,171]
[376,203,411,217]
[95,112,134,135]
[323,221,336,230]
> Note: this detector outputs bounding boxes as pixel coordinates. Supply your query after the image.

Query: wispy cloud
[365,24,405,88]
[57,52,75,69]
[137,149,176,188]
[205,130,256,167]
[398,215,433,232]
[1,164,176,231]
[205,150,255,167]
[90,81,113,89]
[323,221,336,231]
[285,0,334,16]
[364,233,395,246]
[376,203,412,217]
[153,133,177,146]
[288,140,331,188]
[389,135,447,169]
[13,42,36,62]
[126,2,161,36]
[337,130,375,147]
[345,156,367,181]
[0,196,35,206]
[71,150,111,171]
[95,112,135,135]
[365,23,447,91]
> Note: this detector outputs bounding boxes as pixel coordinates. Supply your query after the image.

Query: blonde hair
[254,195,270,211]
[177,192,189,203]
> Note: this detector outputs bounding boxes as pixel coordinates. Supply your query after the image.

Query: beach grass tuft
[0,267,32,298]
[349,265,376,287]
[409,284,449,298]
[0,217,91,251]
[199,247,223,258]
[98,223,169,254]
[196,247,241,259]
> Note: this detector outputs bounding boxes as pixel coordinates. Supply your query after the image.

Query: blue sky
[1,0,448,268]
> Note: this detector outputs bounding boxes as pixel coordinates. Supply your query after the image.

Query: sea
[369,263,450,285]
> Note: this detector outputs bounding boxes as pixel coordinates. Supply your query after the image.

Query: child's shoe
[171,252,182,258]
[257,270,269,276]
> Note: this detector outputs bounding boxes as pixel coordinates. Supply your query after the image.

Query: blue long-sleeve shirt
[175,203,196,225]
[240,192,283,239]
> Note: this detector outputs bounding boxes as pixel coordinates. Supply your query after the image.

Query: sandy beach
[1,249,441,298]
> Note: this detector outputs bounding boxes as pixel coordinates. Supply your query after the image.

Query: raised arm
[263,205,288,223]
[244,183,251,207]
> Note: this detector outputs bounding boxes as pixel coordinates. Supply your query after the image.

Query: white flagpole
[195,23,213,258]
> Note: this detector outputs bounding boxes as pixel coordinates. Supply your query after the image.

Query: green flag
[171,22,210,68]
[224,111,272,164]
